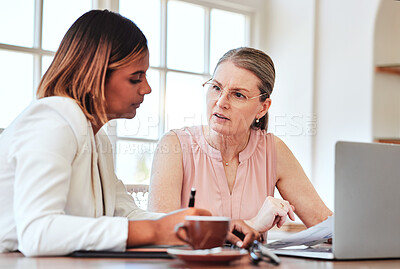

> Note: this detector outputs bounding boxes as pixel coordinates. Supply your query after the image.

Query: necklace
[223,156,237,166]
[204,127,251,167]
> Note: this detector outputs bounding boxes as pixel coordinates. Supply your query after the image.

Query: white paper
[266,215,333,249]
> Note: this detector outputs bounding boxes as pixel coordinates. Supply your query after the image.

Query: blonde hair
[37,10,147,126]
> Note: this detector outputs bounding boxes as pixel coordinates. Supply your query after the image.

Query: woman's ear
[257,98,272,119]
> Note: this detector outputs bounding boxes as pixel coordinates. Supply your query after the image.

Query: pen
[188,188,196,207]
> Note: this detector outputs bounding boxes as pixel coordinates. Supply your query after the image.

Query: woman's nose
[215,90,230,108]
[141,79,152,95]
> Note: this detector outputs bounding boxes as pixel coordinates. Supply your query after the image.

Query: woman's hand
[244,196,295,233]
[226,219,260,248]
[127,208,211,247]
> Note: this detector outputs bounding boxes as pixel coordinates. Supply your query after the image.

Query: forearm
[18,215,127,256]
[280,182,332,227]
[275,136,332,228]
[244,218,263,232]
[127,220,158,247]
[127,208,213,247]
[296,203,332,228]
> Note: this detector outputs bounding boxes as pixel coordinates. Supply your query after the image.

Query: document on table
[266,216,333,249]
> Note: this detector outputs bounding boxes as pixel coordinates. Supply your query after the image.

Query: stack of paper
[266,216,333,249]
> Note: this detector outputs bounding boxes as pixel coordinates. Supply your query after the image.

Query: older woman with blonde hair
[149,47,332,236]
[0,10,258,256]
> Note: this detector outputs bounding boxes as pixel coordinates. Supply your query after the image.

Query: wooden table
[1,252,400,269]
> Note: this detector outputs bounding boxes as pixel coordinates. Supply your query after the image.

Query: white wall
[373,0,400,139]
[260,0,316,180]
[207,0,396,212]
[374,0,400,65]
[259,0,382,210]
[313,0,380,210]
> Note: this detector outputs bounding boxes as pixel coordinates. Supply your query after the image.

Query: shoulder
[35,97,87,127]
[171,126,201,137]
[160,130,180,144]
[27,96,86,124]
[12,97,90,148]
[272,134,285,148]
[36,96,80,109]
[155,130,181,156]
[42,96,88,132]
[169,126,202,145]
[270,134,291,157]
[157,125,203,155]
[252,129,276,145]
[3,97,89,161]
[272,135,297,165]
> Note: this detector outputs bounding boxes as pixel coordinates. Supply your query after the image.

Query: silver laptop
[273,141,400,260]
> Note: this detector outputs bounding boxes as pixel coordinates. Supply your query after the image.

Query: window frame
[0,0,255,185]
[0,0,55,103]
[112,0,253,183]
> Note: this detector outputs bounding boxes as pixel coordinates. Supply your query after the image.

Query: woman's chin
[209,122,234,136]
[117,112,137,120]
[126,113,137,120]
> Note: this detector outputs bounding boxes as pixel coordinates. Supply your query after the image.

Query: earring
[255,118,260,123]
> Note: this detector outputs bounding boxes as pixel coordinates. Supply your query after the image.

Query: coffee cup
[174,216,230,249]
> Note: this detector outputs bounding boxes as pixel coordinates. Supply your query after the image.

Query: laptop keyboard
[305,247,332,253]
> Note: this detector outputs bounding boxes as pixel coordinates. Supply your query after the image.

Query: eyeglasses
[202,78,269,106]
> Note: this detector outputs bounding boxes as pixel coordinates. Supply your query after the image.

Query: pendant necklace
[223,159,233,166]
[207,129,250,167]
[222,157,235,166]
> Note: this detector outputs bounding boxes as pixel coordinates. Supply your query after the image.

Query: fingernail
[236,241,243,248]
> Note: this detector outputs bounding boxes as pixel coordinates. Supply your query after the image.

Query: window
[0,0,251,186]
[0,0,92,128]
[116,0,249,184]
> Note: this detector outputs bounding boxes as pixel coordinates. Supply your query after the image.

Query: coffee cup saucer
[167,247,248,263]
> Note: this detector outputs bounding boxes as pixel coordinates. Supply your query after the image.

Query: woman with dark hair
[0,11,258,256]
[149,47,332,236]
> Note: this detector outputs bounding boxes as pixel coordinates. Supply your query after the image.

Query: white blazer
[0,97,163,256]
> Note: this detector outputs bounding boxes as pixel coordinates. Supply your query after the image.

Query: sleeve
[9,101,128,256]
[114,179,165,220]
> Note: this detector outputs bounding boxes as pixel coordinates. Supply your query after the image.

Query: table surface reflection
[2,251,400,269]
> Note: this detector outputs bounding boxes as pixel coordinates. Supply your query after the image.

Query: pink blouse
[173,126,277,220]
